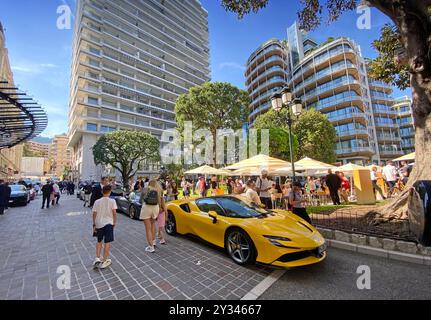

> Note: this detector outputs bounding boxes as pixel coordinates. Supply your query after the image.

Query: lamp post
[270,86,303,181]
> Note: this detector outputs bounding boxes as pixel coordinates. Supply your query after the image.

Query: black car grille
[277,248,323,263]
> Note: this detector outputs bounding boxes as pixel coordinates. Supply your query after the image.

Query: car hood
[243,211,325,248]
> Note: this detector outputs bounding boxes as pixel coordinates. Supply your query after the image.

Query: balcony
[335,147,374,156]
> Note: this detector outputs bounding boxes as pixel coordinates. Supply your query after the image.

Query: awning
[185,165,231,176]
[0,81,48,148]
[225,154,292,170]
[393,152,415,162]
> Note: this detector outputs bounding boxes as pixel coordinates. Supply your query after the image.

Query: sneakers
[93,257,102,268]
[159,239,166,245]
[99,259,112,269]
[153,240,157,246]
[145,246,155,253]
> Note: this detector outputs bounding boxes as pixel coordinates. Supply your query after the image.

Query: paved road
[0,194,271,300]
[260,247,431,300]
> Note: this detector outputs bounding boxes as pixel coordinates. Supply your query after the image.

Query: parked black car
[9,184,30,206]
[115,192,142,220]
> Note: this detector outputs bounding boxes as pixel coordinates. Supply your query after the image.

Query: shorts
[96,224,114,243]
[157,210,166,228]
[140,204,159,220]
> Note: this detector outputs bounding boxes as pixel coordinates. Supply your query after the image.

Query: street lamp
[271,86,303,181]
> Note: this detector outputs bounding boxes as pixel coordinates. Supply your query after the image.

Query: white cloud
[219,62,246,71]
[12,62,58,75]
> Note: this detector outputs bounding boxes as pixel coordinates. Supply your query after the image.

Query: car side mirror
[208,211,218,224]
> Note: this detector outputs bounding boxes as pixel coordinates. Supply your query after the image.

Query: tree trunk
[367,0,431,224]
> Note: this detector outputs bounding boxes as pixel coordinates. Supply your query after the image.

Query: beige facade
[68,0,210,181]
[49,135,72,178]
[0,22,23,180]
[25,140,50,158]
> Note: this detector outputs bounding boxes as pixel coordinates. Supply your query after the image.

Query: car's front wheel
[165,211,177,235]
[225,229,256,266]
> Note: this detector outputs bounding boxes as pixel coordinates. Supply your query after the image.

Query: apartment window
[89,47,100,55]
[86,123,98,132]
[101,126,116,133]
[89,58,100,67]
[88,97,99,105]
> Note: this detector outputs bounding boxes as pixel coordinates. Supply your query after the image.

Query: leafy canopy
[93,130,160,187]
[253,108,337,163]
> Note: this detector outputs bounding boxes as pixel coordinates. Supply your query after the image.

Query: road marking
[241,269,286,300]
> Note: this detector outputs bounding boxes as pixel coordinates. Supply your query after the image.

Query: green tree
[221,0,431,221]
[93,131,160,191]
[253,108,336,163]
[293,108,337,163]
[255,127,298,161]
[175,82,250,165]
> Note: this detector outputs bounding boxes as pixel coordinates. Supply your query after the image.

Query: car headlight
[316,242,327,256]
[263,235,299,249]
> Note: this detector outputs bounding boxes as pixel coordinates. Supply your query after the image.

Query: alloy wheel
[165,213,176,235]
[227,231,252,265]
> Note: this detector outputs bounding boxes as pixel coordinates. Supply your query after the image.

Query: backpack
[144,189,159,205]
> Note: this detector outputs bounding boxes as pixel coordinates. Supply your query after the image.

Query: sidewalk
[0,195,272,300]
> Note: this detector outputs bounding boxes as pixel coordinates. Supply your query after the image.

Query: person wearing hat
[256,170,273,209]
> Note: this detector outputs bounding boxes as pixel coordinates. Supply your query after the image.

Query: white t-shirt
[370,171,378,181]
[256,177,273,198]
[53,184,60,193]
[382,165,397,182]
[93,197,117,229]
[246,188,261,205]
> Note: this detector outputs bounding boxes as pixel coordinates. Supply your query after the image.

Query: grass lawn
[307,205,354,214]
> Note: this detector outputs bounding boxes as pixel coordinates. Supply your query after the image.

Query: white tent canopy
[184,165,231,176]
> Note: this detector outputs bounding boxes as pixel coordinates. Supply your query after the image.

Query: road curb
[241,269,286,300]
[328,239,431,265]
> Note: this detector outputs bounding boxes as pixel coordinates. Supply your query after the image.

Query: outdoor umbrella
[293,157,336,171]
[393,152,415,162]
[185,165,229,176]
[337,163,366,174]
[224,154,292,171]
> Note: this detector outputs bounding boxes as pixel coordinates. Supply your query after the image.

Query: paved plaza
[0,194,272,300]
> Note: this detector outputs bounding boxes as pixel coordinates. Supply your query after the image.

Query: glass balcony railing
[326,112,366,123]
[335,147,373,155]
[250,76,286,97]
[336,128,369,137]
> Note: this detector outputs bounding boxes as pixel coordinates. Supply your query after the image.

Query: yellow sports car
[165,196,327,267]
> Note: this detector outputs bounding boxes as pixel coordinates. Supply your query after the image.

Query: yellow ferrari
[165,196,327,267]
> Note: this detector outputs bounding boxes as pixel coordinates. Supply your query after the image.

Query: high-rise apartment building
[25,140,51,158]
[68,0,210,181]
[245,22,405,165]
[393,96,415,154]
[49,135,72,178]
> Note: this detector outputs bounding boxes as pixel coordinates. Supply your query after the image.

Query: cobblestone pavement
[0,194,272,300]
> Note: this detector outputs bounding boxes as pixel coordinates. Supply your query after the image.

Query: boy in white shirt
[92,185,117,269]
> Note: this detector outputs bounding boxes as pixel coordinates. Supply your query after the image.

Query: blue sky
[0,0,410,138]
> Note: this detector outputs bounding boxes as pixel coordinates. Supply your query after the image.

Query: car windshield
[11,185,26,192]
[215,197,270,219]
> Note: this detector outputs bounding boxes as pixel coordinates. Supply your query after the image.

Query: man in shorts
[92,185,117,269]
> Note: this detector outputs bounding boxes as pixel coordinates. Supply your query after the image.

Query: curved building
[393,96,415,154]
[290,37,376,163]
[245,39,289,123]
[245,22,405,165]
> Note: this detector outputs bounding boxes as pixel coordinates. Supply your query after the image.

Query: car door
[190,198,229,247]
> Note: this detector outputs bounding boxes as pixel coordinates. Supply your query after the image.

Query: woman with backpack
[140,179,166,253]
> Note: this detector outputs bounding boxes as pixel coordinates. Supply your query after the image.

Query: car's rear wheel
[165,211,177,235]
[225,229,256,266]
[129,205,137,220]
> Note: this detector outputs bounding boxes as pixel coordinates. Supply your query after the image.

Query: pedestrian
[4,182,11,211]
[338,172,350,203]
[41,180,53,209]
[140,179,165,253]
[371,166,386,200]
[256,170,273,209]
[0,180,9,215]
[34,183,40,196]
[83,183,92,207]
[92,185,117,269]
[181,178,190,199]
[197,176,207,198]
[245,180,261,206]
[288,182,312,224]
[325,169,342,205]
[398,160,410,186]
[90,177,108,207]
[382,161,398,196]
[52,181,60,205]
